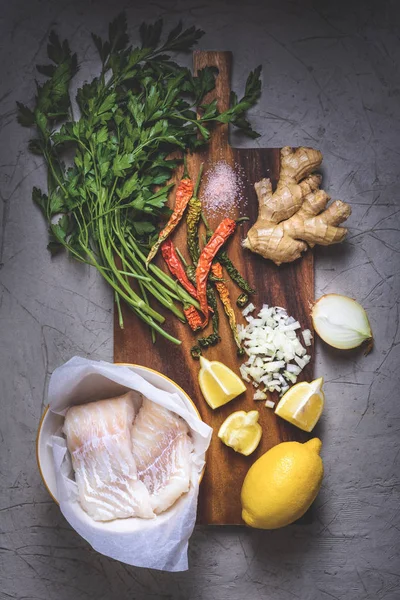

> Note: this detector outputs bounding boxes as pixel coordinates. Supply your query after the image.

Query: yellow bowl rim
[36,362,204,506]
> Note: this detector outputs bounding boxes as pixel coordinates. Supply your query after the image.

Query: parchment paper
[48,356,212,571]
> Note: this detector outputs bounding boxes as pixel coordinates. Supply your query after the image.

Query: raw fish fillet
[64,392,154,521]
[131,398,192,514]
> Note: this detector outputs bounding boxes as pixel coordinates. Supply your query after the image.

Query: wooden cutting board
[114,51,314,525]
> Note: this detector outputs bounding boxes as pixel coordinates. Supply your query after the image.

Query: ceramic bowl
[36,363,203,512]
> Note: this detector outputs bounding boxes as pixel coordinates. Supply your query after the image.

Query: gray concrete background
[1,0,399,598]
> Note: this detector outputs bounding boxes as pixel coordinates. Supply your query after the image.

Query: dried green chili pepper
[186,264,196,282]
[190,345,202,359]
[218,251,255,295]
[197,285,220,348]
[183,166,223,340]
[211,262,244,355]
[236,292,249,308]
[186,163,204,265]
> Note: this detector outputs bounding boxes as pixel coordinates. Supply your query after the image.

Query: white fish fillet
[63,392,154,521]
[131,398,192,514]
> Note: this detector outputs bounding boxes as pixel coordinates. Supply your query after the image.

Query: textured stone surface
[1,0,399,598]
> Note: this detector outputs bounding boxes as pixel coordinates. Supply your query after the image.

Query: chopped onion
[264,360,285,372]
[286,363,301,375]
[254,389,267,401]
[294,355,307,369]
[302,329,312,346]
[239,364,250,382]
[284,370,297,384]
[239,304,312,396]
[280,321,301,331]
[265,400,275,409]
[311,294,373,351]
[242,303,255,317]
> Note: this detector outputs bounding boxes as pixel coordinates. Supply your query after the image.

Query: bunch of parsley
[17,13,261,344]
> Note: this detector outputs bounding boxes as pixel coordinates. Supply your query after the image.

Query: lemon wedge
[198,356,246,409]
[218,410,262,456]
[274,377,324,432]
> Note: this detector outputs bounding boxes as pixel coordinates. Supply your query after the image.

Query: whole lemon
[241,438,323,529]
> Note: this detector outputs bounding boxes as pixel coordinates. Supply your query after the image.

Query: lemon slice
[218,410,262,456]
[198,356,246,409]
[275,377,324,432]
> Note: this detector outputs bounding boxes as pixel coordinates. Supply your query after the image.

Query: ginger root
[242,146,351,265]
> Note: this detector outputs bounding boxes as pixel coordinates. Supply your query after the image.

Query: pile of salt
[201,161,246,218]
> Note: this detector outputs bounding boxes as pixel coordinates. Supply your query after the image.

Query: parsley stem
[86,248,164,321]
[135,307,181,345]
[93,222,165,323]
[109,225,185,321]
[114,226,188,308]
[138,279,156,344]
[115,290,124,329]
[112,210,193,307]
[127,236,201,310]
[116,271,151,281]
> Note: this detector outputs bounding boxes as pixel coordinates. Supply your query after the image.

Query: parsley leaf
[16,102,35,127]
[214,65,262,138]
[108,12,129,53]
[18,12,262,343]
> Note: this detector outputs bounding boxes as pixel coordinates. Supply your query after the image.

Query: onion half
[311,294,373,352]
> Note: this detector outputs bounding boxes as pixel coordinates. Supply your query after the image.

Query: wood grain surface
[114,51,314,525]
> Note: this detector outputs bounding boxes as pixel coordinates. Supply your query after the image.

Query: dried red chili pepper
[161,240,203,331]
[183,304,203,331]
[146,159,194,266]
[175,246,214,323]
[196,218,237,326]
[160,239,198,299]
